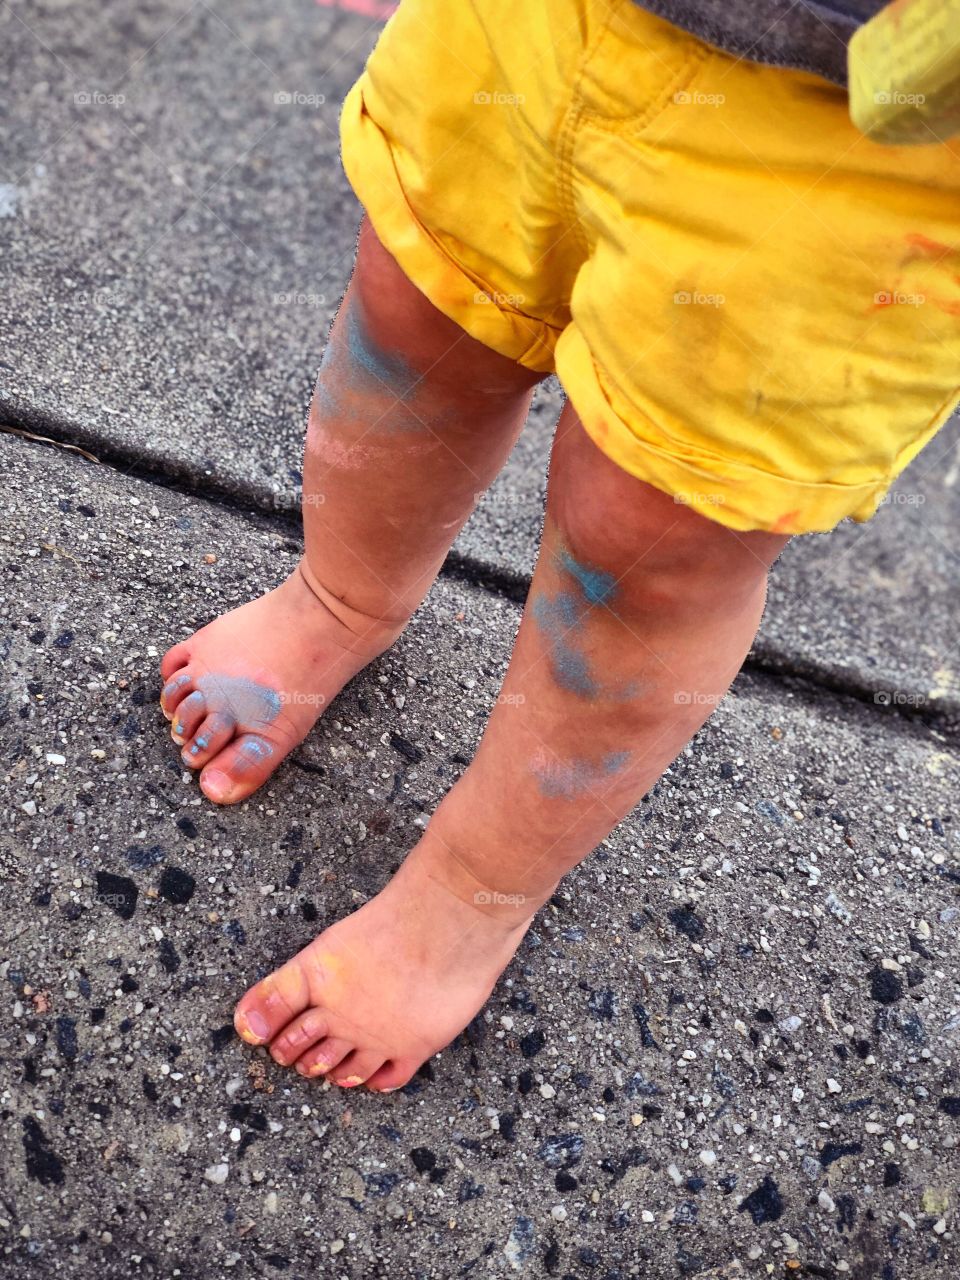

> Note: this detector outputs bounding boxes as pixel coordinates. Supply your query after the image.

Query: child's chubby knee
[551,408,789,605]
[554,470,780,621]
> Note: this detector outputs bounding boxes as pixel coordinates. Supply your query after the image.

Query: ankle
[296,559,410,655]
[416,799,559,926]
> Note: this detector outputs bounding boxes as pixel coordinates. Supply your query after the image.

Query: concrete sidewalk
[2,3,959,1278]
[2,432,959,1279]
[2,0,958,719]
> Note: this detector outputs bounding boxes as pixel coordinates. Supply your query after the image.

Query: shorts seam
[555,3,614,261]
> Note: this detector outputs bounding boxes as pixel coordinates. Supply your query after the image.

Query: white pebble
[550,1205,567,1222]
[204,1163,229,1185]
[826,1079,842,1094]
[698,1150,717,1167]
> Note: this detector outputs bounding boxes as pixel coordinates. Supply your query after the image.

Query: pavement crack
[4,402,957,734]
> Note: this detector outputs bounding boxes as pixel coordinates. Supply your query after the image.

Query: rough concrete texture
[757,417,960,717]
[2,433,960,1279]
[2,0,959,711]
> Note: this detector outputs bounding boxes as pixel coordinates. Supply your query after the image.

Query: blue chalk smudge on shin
[602,750,631,775]
[345,303,419,399]
[531,593,599,698]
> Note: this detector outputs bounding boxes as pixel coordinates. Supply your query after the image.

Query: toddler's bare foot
[233,831,540,1090]
[159,562,404,804]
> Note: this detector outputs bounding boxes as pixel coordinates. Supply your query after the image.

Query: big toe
[235,955,312,1046]
[199,733,286,805]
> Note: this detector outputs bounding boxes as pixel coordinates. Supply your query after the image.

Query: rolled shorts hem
[555,326,899,536]
[340,78,559,375]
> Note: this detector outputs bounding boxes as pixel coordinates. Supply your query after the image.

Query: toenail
[202,769,230,799]
[339,1075,364,1088]
[174,722,184,735]
[307,1062,330,1077]
[237,1010,270,1044]
[189,744,200,755]
[378,1086,399,1094]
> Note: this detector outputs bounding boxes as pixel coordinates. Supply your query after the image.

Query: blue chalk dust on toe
[236,736,275,765]
[195,674,281,727]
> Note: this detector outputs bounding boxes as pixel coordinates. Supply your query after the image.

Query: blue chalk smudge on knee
[345,304,419,398]
[558,548,617,606]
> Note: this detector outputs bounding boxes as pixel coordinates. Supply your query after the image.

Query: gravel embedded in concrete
[1,433,958,1277]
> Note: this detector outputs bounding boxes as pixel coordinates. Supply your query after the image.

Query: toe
[366,1060,419,1094]
[330,1050,385,1089]
[295,1036,354,1079]
[181,710,236,770]
[199,733,285,805]
[160,672,193,720]
[170,689,206,745]
[268,1007,329,1067]
[160,643,191,683]
[235,957,312,1046]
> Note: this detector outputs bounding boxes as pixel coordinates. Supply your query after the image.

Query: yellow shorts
[340,0,960,533]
